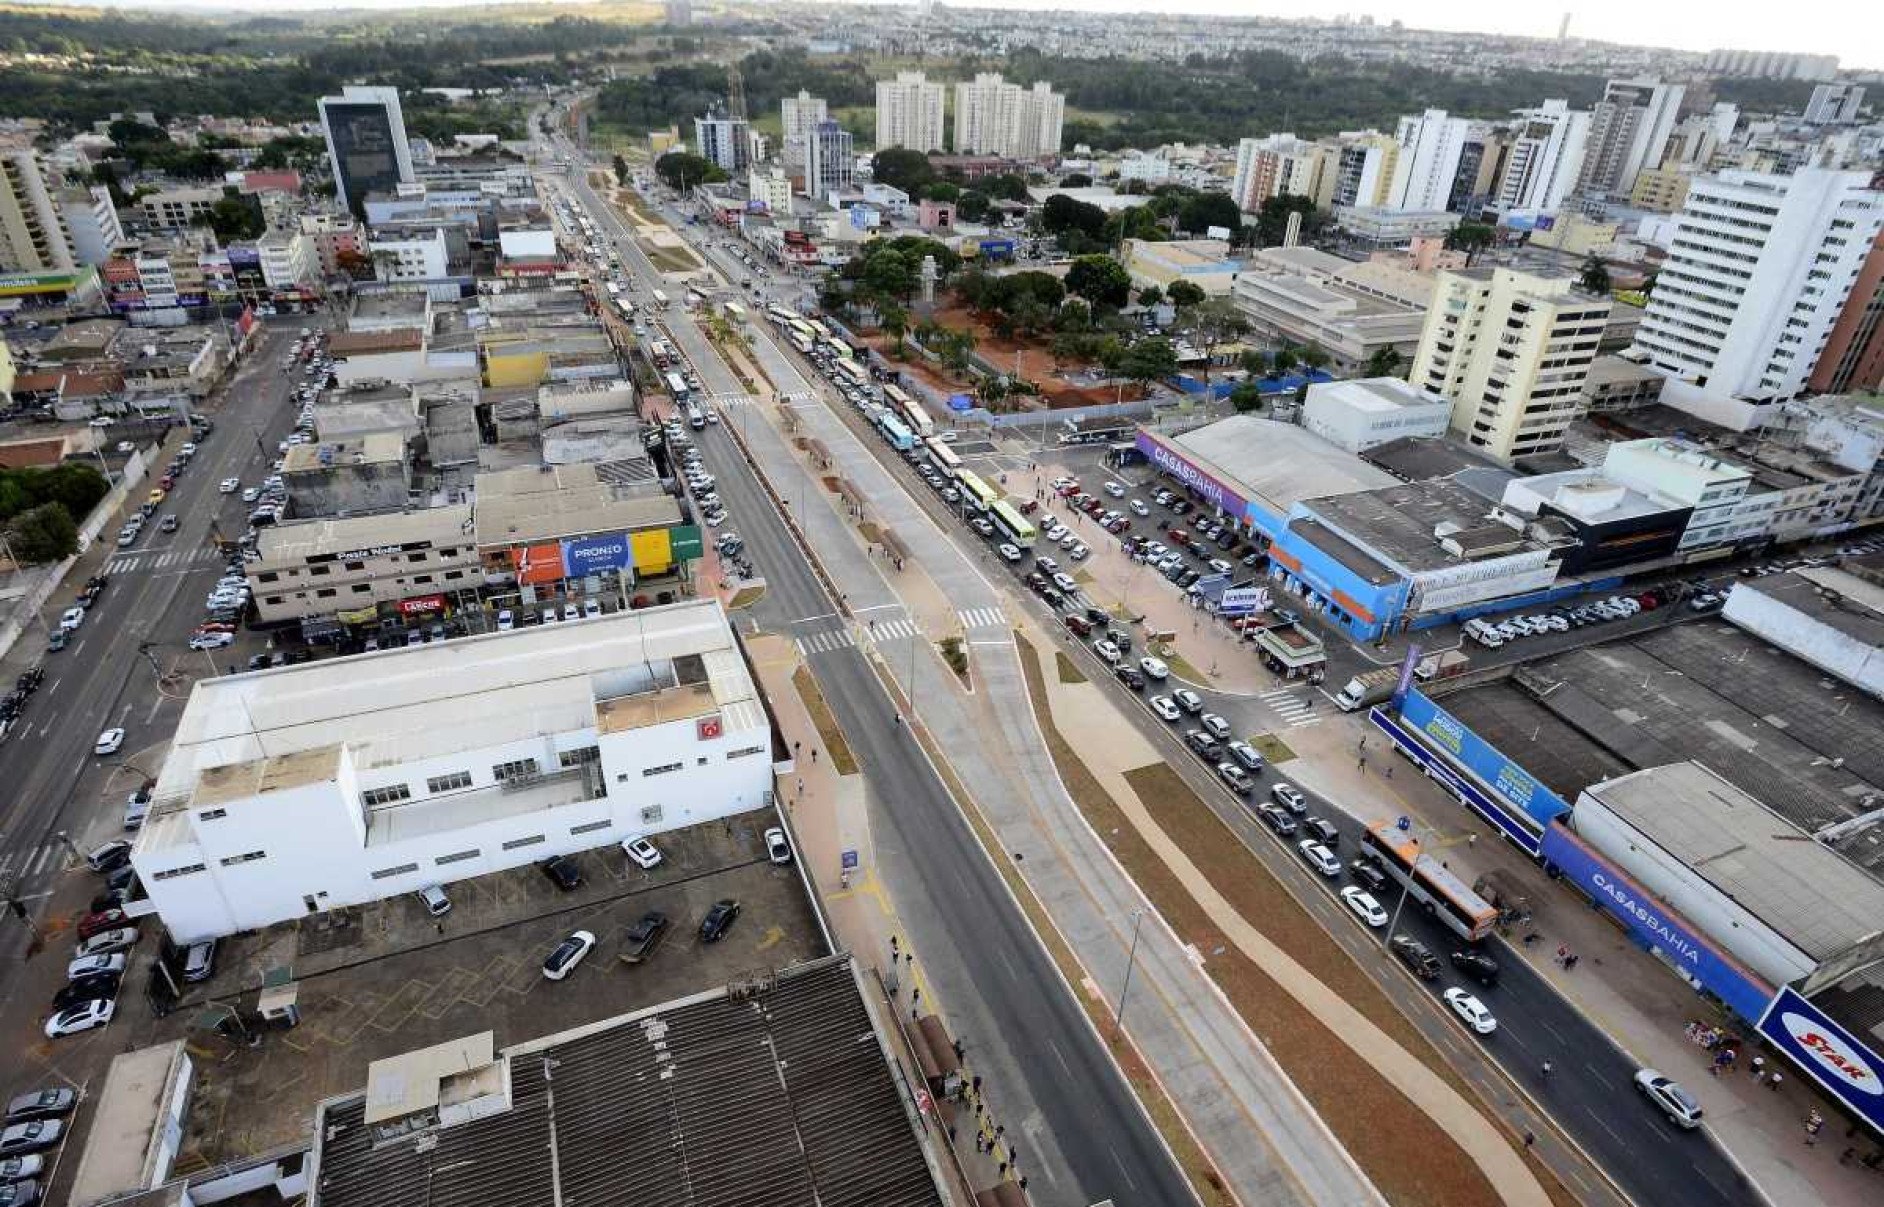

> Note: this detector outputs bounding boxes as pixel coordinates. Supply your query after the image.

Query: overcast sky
[92,1,1877,67]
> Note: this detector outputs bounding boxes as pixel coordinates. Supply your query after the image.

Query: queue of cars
[0,1087,81,1204]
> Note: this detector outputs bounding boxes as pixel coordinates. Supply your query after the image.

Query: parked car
[52,973,120,1012]
[2,1091,74,1125]
[76,910,128,940]
[541,930,597,981]
[74,929,138,959]
[85,840,131,873]
[1257,805,1297,836]
[764,827,793,864]
[66,953,125,981]
[1389,934,1440,979]
[0,1122,62,1158]
[415,885,452,917]
[43,999,114,1038]
[1298,840,1341,876]
[539,856,583,891]
[1149,695,1181,722]
[1172,689,1203,714]
[619,911,670,964]
[1227,740,1264,772]
[1270,783,1308,814]
[181,940,217,984]
[1216,762,1254,794]
[699,898,742,943]
[622,838,663,870]
[0,1155,43,1185]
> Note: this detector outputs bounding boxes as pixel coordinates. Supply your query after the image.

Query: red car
[77,909,129,940]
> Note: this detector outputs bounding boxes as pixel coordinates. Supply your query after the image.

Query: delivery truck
[1334,651,1470,711]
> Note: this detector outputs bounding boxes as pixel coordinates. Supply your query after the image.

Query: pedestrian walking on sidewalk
[1468,832,1478,848]
[1750,1055,1765,1079]
[1523,1131,1535,1149]
[1540,1061,1554,1078]
[1769,1072,1784,1091]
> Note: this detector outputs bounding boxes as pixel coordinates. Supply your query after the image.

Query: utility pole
[1111,908,1147,1042]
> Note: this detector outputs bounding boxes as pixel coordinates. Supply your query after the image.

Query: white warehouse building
[127,601,777,942]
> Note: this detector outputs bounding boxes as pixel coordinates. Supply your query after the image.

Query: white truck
[1334,651,1470,711]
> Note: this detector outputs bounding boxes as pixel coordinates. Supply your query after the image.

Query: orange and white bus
[1359,821,1498,942]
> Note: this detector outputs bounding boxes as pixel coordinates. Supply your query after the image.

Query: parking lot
[73,808,826,1169]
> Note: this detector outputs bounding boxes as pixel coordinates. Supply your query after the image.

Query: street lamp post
[1381,836,1420,949]
[1111,908,1147,1042]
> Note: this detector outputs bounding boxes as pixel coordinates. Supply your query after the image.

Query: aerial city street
[0,4,1880,1207]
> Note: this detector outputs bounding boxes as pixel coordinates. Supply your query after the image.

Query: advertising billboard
[563,531,634,576]
[396,594,447,616]
[512,542,566,586]
[667,524,704,561]
[1398,688,1570,832]
[1134,430,1252,519]
[1218,586,1269,616]
[1540,826,1775,1023]
[1757,987,1884,1135]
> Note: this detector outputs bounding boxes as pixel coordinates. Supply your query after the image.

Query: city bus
[878,412,915,452]
[788,330,814,354]
[723,301,747,324]
[664,370,690,401]
[989,499,1037,549]
[835,359,870,389]
[899,397,934,440]
[824,338,851,361]
[767,303,795,325]
[652,289,671,308]
[807,319,832,342]
[924,436,963,481]
[1359,822,1498,942]
[789,319,817,343]
[615,297,636,319]
[604,281,621,296]
[686,286,708,308]
[955,469,1000,513]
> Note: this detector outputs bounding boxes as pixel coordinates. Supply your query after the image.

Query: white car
[1199,712,1231,740]
[44,998,114,1038]
[1634,1069,1704,1129]
[94,728,125,756]
[1092,639,1121,664]
[998,543,1022,562]
[1129,499,1150,517]
[1067,543,1090,562]
[1149,695,1182,722]
[1052,572,1079,593]
[1442,987,1498,1035]
[764,826,793,864]
[1298,839,1341,876]
[621,837,663,869]
[1139,656,1170,680]
[1104,481,1127,497]
[496,609,515,631]
[1339,886,1388,928]
[59,607,85,631]
[188,632,234,650]
[1271,783,1307,814]
[67,953,126,980]
[219,478,240,494]
[541,930,597,981]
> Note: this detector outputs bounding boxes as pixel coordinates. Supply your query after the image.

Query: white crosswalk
[1261,687,1324,729]
[0,842,66,880]
[864,617,918,643]
[957,606,1006,630]
[795,628,855,656]
[106,547,222,575]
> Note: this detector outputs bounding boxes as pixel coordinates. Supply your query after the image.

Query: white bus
[604,281,621,296]
[665,371,689,400]
[724,301,747,324]
[652,289,671,308]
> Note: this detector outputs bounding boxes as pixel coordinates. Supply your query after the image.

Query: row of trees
[0,464,110,565]
[1037,186,1245,254]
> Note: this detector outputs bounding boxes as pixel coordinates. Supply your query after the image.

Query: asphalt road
[0,320,317,962]
[556,138,1197,1206]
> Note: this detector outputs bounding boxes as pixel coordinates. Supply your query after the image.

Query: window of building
[435,848,480,865]
[427,771,473,793]
[345,561,365,571]
[198,808,228,821]
[220,850,267,866]
[316,588,337,598]
[362,784,412,807]
[501,834,545,851]
[258,571,280,583]
[569,819,611,835]
[642,761,684,778]
[310,565,330,576]
[726,745,767,759]
[558,746,600,768]
[407,552,427,563]
[640,804,665,825]
[370,863,420,880]
[351,584,372,594]
[413,575,433,585]
[152,863,207,881]
[492,758,539,782]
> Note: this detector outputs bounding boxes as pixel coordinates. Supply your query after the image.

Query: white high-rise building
[0,141,74,272]
[693,113,750,175]
[875,71,946,153]
[55,185,123,266]
[1411,267,1611,462]
[1386,110,1470,212]
[1804,84,1867,125]
[1631,168,1884,417]
[1494,99,1590,214]
[804,120,854,200]
[1577,80,1685,197]
[780,90,828,168]
[318,85,415,217]
[952,74,1064,159]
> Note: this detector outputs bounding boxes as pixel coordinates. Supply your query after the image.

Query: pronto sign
[1757,987,1884,1135]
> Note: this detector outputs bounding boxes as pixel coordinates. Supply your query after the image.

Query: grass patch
[644,243,703,274]
[727,584,766,610]
[1248,733,1297,765]
[1055,652,1087,684]
[1159,650,1210,684]
[858,521,884,544]
[1015,635,1571,1207]
[793,665,859,775]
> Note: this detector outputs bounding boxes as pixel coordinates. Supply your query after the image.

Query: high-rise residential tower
[780,90,828,169]
[875,72,946,153]
[804,120,854,200]
[0,141,74,272]
[1386,110,1471,212]
[952,74,1064,159]
[1577,79,1685,198]
[318,86,415,218]
[1494,100,1589,214]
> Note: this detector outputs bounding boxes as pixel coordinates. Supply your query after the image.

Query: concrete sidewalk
[1277,706,1884,1207]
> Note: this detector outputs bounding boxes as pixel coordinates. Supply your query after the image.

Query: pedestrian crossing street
[791,605,1009,657]
[105,546,222,575]
[1261,686,1325,729]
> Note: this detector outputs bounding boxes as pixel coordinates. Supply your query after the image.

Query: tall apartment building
[1808,229,1884,395]
[1447,126,1506,213]
[1329,132,1399,209]
[319,86,415,218]
[1577,80,1684,198]
[1411,267,1611,462]
[1494,100,1589,215]
[803,120,854,199]
[1231,136,1331,213]
[693,112,751,175]
[1631,168,1884,416]
[875,71,946,153]
[0,142,75,272]
[1703,49,1838,80]
[952,74,1065,159]
[1386,109,1470,212]
[56,185,124,265]
[779,90,828,169]
[1804,84,1867,125]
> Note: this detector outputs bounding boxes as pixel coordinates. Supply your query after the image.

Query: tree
[871,148,935,195]
[1137,285,1164,308]
[1178,191,1242,237]
[1056,298,1092,333]
[1299,342,1331,372]
[1165,280,1207,309]
[955,189,991,222]
[654,151,725,191]
[1041,194,1108,241]
[4,502,77,565]
[611,153,630,182]
[200,191,263,242]
[1228,380,1266,413]
[1188,296,1248,383]
[1254,194,1321,247]
[980,173,1030,201]
[1010,297,1054,338]
[1270,344,1299,375]
[1444,222,1497,266]
[879,301,909,357]
[1060,172,1094,188]
[860,249,920,302]
[1363,346,1403,378]
[936,328,978,377]
[1066,255,1132,309]
[1579,254,1612,296]
[1239,348,1269,376]
[1120,337,1178,389]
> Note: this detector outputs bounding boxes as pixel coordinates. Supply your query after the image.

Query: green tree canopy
[654,151,726,191]
[1579,254,1612,296]
[1445,221,1497,266]
[1136,285,1164,308]
[1229,380,1266,413]
[871,148,936,195]
[1166,280,1207,309]
[1178,192,1242,236]
[1066,255,1132,308]
[955,190,991,222]
[1120,337,1179,386]
[4,502,78,565]
[1254,194,1322,247]
[1042,193,1109,241]
[1364,345,1404,378]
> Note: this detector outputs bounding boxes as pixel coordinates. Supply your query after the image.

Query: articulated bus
[835,359,871,389]
[989,500,1037,548]
[1359,822,1498,942]
[924,437,963,481]
[955,469,1000,513]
